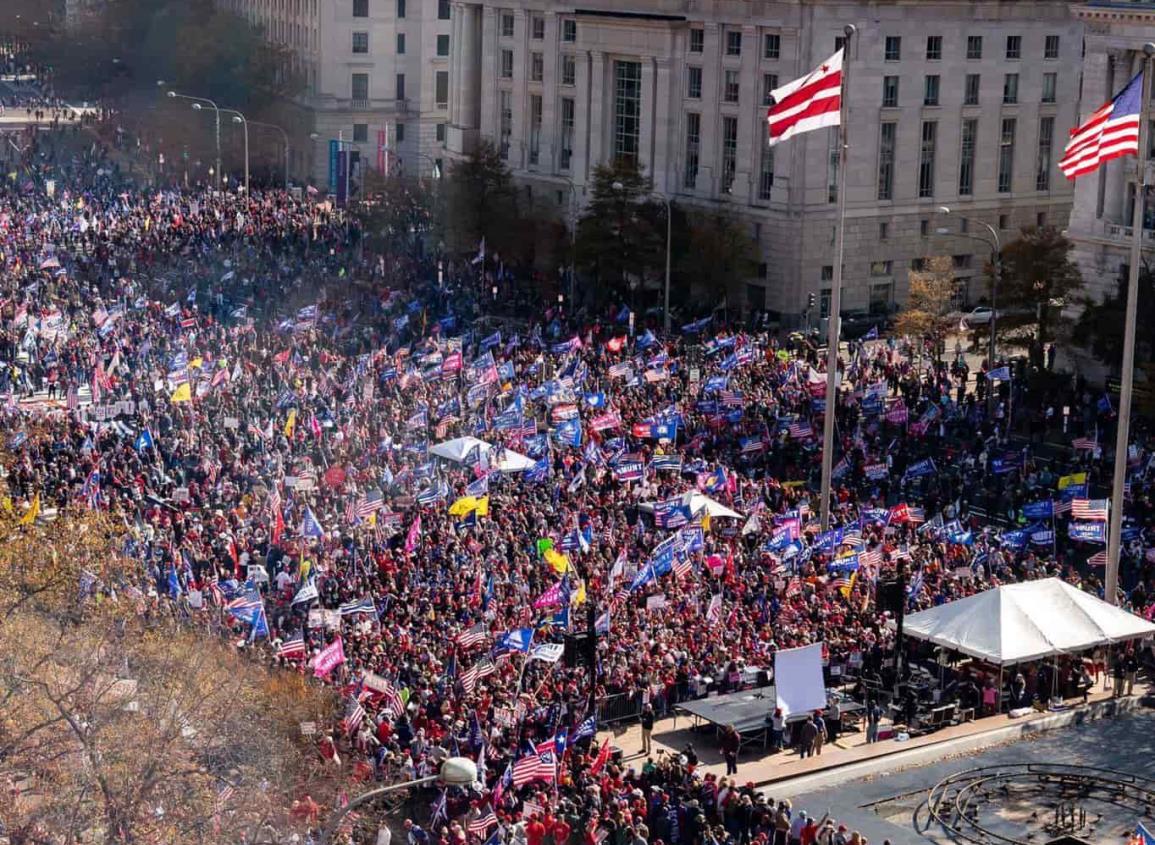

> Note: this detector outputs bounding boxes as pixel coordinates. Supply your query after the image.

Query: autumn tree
[895,256,957,361]
[441,140,519,258]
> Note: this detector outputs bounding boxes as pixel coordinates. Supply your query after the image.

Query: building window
[393,74,404,101]
[911,257,926,272]
[436,123,446,142]
[819,287,832,318]
[561,54,576,86]
[821,266,834,282]
[1003,73,1018,104]
[686,66,702,99]
[870,260,893,276]
[1045,34,1060,59]
[395,0,404,16]
[827,129,839,203]
[924,74,940,106]
[528,94,542,165]
[353,0,368,17]
[560,97,575,170]
[395,33,405,54]
[499,90,512,159]
[926,35,942,60]
[952,254,972,270]
[877,122,896,201]
[395,123,405,143]
[964,73,980,106]
[759,133,774,200]
[562,19,576,42]
[531,15,545,39]
[959,117,977,196]
[352,123,368,143]
[684,111,700,189]
[1036,115,1054,191]
[918,120,937,198]
[438,0,450,19]
[351,72,369,101]
[726,30,742,56]
[764,33,780,59]
[870,283,893,314]
[1005,35,1021,60]
[530,52,543,82]
[437,34,450,56]
[967,35,982,60]
[882,75,899,108]
[885,36,901,61]
[613,60,642,165]
[961,218,970,233]
[353,31,369,53]
[501,13,514,38]
[721,116,738,193]
[500,49,513,79]
[689,28,704,53]
[435,71,448,107]
[1042,72,1056,103]
[998,214,1009,229]
[879,221,889,240]
[762,73,778,106]
[998,117,1016,193]
[724,70,740,103]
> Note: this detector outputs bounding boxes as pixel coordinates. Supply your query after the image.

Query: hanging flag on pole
[1059,70,1143,179]
[767,49,844,145]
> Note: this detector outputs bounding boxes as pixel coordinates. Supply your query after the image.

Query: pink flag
[405,515,422,554]
[533,582,564,609]
[313,637,346,678]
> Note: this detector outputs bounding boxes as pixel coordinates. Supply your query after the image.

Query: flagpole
[820,24,855,531]
[1106,42,1155,606]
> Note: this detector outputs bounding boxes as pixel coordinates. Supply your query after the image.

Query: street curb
[760,696,1142,798]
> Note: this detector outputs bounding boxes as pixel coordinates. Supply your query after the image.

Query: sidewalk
[601,676,1136,789]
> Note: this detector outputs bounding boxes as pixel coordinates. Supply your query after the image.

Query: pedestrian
[721,723,741,775]
[640,702,655,755]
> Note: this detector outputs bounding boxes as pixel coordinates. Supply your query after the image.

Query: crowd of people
[1,114,1153,845]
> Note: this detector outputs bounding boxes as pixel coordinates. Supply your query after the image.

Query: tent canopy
[639,491,743,520]
[904,578,1155,666]
[429,437,535,473]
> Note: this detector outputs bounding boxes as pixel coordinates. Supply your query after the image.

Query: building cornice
[1076,2,1155,25]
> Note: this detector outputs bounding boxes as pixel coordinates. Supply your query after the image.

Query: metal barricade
[596,691,643,726]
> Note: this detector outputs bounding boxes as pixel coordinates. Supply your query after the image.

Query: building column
[587,51,606,173]
[447,2,482,157]
[652,58,673,196]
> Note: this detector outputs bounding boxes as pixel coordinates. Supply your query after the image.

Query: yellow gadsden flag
[544,548,571,574]
[170,382,192,403]
[449,495,490,518]
[284,408,297,438]
[1058,472,1087,491]
[19,493,40,526]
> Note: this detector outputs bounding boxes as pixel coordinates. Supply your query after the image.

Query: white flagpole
[820,24,856,531]
[1105,42,1155,605]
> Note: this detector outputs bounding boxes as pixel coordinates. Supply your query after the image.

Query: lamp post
[612,180,672,333]
[247,119,290,189]
[221,110,249,193]
[317,757,477,845]
[937,206,1000,369]
[165,89,220,188]
[559,176,580,311]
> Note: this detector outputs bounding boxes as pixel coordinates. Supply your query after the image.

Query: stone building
[445,0,1082,322]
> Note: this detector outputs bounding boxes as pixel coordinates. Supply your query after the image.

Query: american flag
[906,506,926,525]
[468,809,498,835]
[1089,550,1108,566]
[215,784,235,810]
[339,597,377,616]
[1072,498,1109,521]
[511,750,557,786]
[767,49,843,146]
[522,800,544,819]
[461,657,497,694]
[456,623,490,649]
[356,489,385,518]
[1059,70,1143,179]
[362,673,406,716]
[66,384,79,411]
[1054,498,1073,516]
[342,695,366,734]
[672,555,693,580]
[1071,437,1098,451]
[788,421,813,439]
[277,634,307,660]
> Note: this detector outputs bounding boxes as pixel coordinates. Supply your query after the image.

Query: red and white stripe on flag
[766,49,843,146]
[1059,70,1143,179]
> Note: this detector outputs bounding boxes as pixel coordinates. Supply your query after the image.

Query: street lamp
[167,90,221,188]
[247,119,291,190]
[612,180,672,333]
[558,176,580,311]
[937,206,1001,369]
[223,110,249,193]
[317,757,477,845]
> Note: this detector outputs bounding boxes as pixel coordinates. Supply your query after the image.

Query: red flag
[590,737,612,774]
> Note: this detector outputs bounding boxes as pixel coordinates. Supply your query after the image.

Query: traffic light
[807,292,816,309]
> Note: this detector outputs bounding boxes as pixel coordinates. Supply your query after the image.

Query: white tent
[904,578,1155,666]
[429,437,536,474]
[639,491,743,520]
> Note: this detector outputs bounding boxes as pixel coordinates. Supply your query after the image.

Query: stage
[673,686,863,750]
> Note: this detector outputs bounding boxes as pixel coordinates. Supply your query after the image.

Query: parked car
[962,306,997,326]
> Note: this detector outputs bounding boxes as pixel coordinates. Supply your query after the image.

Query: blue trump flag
[496,627,535,653]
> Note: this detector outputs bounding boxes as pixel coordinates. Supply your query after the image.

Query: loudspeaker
[564,632,594,668]
[877,580,904,615]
